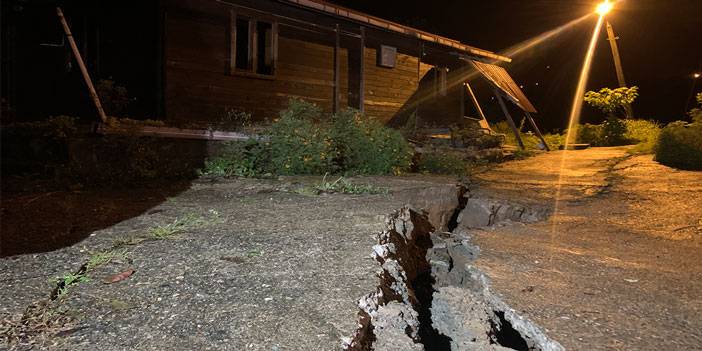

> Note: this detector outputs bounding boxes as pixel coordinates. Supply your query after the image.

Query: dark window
[231,14,276,76]
[256,21,273,75]
[235,18,250,70]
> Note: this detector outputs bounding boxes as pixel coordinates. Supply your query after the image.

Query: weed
[113,235,148,247]
[0,301,77,347]
[86,249,128,271]
[247,249,263,257]
[314,174,389,195]
[53,272,89,298]
[147,211,221,239]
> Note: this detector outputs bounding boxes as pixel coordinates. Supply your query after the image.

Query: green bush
[599,117,628,146]
[624,119,660,154]
[575,118,660,150]
[574,123,603,146]
[417,151,470,175]
[200,99,413,177]
[655,121,702,170]
[330,109,413,175]
[200,140,269,177]
[492,121,564,150]
[268,100,335,175]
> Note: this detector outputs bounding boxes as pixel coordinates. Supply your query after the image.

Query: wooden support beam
[358,26,365,113]
[494,89,524,149]
[466,82,491,131]
[332,23,340,113]
[525,112,550,151]
[56,7,108,123]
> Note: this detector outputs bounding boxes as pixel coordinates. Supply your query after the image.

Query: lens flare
[596,1,614,15]
[549,14,607,261]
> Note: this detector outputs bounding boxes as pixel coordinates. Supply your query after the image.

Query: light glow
[596,1,614,16]
[694,73,701,79]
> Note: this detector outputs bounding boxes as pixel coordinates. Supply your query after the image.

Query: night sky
[329,0,702,131]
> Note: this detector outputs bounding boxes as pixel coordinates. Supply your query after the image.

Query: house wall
[163,0,456,127]
[363,46,433,123]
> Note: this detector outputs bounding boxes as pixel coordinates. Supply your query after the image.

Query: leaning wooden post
[466,82,491,131]
[56,7,108,123]
[494,89,524,149]
[525,112,550,151]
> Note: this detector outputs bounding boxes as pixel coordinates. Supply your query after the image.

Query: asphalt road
[471,147,702,350]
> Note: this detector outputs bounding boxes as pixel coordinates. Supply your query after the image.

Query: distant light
[695,73,701,79]
[519,85,524,88]
[596,1,614,15]
[535,82,540,86]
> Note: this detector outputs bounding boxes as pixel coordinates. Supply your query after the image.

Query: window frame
[229,10,278,79]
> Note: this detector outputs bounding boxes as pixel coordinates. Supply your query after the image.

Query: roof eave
[282,0,512,63]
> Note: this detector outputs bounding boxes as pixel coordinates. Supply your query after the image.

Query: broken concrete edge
[343,196,562,350]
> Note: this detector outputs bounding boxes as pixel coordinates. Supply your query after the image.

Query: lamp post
[597,1,634,118]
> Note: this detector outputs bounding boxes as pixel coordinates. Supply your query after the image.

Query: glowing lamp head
[596,1,614,16]
[694,73,701,79]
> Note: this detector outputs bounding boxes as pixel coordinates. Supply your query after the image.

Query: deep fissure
[489,311,530,351]
[345,188,562,351]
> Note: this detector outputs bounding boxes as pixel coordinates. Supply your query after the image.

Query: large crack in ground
[344,188,563,351]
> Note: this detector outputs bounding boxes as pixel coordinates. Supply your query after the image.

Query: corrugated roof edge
[282,0,512,63]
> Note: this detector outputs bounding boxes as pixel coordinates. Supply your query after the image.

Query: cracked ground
[471,147,702,350]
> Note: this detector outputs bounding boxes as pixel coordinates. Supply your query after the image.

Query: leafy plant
[200,140,269,177]
[600,116,628,146]
[200,99,413,177]
[267,99,335,175]
[584,86,639,117]
[655,121,702,170]
[655,95,702,169]
[492,121,564,150]
[417,151,470,175]
[53,272,89,298]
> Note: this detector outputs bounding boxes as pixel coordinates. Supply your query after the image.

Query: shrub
[200,140,269,177]
[624,119,660,154]
[200,99,413,177]
[492,121,564,150]
[655,121,702,170]
[417,151,470,175]
[599,117,628,146]
[268,100,334,175]
[575,118,659,149]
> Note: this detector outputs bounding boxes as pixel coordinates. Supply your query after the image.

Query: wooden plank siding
[163,0,440,126]
[363,46,432,123]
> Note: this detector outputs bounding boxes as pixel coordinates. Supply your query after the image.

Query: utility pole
[605,21,634,119]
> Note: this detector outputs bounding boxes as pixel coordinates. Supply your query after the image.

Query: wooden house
[3,0,522,130]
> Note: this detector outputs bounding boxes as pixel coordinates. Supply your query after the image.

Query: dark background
[329,0,702,131]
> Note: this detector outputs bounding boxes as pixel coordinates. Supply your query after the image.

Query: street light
[695,73,701,79]
[596,1,614,16]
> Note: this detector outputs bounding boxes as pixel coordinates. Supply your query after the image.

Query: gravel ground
[1,176,460,350]
[471,147,702,350]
